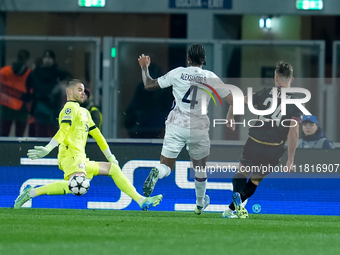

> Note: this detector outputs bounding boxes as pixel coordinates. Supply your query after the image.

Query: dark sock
[229,173,247,211]
[229,181,258,211]
[232,173,247,192]
[240,180,258,199]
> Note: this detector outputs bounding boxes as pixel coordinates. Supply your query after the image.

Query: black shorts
[239,138,286,177]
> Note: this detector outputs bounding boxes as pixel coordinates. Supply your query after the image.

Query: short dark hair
[275,61,293,78]
[188,44,206,66]
[67,79,83,89]
[17,50,30,63]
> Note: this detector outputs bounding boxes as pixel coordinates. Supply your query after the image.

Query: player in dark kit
[223,61,303,218]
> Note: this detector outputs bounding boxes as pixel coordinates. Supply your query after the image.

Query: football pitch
[0,208,339,255]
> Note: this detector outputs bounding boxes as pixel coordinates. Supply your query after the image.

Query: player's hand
[227,118,235,131]
[107,155,119,166]
[27,145,52,160]
[138,54,151,68]
[285,159,295,172]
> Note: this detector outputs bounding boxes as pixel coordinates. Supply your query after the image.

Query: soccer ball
[68,173,90,196]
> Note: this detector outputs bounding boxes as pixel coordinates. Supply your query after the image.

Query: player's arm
[223,93,233,105]
[27,104,75,160]
[286,120,300,171]
[26,122,70,160]
[244,95,249,104]
[89,124,119,165]
[138,54,160,91]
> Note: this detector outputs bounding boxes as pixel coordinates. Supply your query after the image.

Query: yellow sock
[109,163,142,202]
[35,181,72,196]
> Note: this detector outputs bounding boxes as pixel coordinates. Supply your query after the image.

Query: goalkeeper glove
[27,145,53,160]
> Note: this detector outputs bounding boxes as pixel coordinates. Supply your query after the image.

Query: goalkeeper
[14,79,162,210]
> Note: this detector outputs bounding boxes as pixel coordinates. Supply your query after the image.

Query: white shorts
[161,124,210,160]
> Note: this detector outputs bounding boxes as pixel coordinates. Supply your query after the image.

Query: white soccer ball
[68,173,90,196]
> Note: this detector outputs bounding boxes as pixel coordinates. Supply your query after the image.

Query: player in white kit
[138,44,234,214]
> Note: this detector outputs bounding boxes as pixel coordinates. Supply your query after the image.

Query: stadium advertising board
[0,141,339,215]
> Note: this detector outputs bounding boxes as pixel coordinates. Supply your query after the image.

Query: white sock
[156,164,171,179]
[29,188,37,198]
[137,197,146,206]
[195,179,207,207]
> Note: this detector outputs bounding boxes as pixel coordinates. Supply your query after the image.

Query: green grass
[0,208,339,255]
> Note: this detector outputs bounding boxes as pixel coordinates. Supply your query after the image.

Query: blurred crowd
[1,50,336,147]
[0,49,172,139]
[0,49,72,137]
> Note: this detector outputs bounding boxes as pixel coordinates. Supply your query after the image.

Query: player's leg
[236,143,286,206]
[143,123,186,197]
[188,128,210,215]
[14,181,71,209]
[224,141,286,218]
[228,172,267,219]
[143,155,175,197]
[192,156,210,215]
[96,161,143,203]
[225,145,254,216]
[240,177,262,202]
[94,161,162,210]
[223,138,256,218]
[14,156,86,208]
[222,162,250,218]
[226,163,251,210]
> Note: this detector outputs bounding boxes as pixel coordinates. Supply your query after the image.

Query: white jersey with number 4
[158,66,230,130]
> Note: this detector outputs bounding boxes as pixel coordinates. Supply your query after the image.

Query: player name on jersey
[180,73,207,83]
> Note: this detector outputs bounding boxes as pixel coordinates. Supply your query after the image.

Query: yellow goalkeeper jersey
[53,101,109,158]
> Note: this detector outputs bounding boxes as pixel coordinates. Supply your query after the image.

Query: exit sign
[78,0,106,7]
[296,0,323,10]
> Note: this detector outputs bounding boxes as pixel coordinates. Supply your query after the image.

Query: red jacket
[0,65,31,110]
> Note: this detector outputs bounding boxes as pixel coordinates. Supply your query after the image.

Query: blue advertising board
[2,159,340,216]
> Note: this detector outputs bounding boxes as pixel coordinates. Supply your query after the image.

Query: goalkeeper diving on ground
[14,79,162,210]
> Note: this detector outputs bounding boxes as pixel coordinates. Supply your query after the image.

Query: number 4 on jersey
[182,85,198,109]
